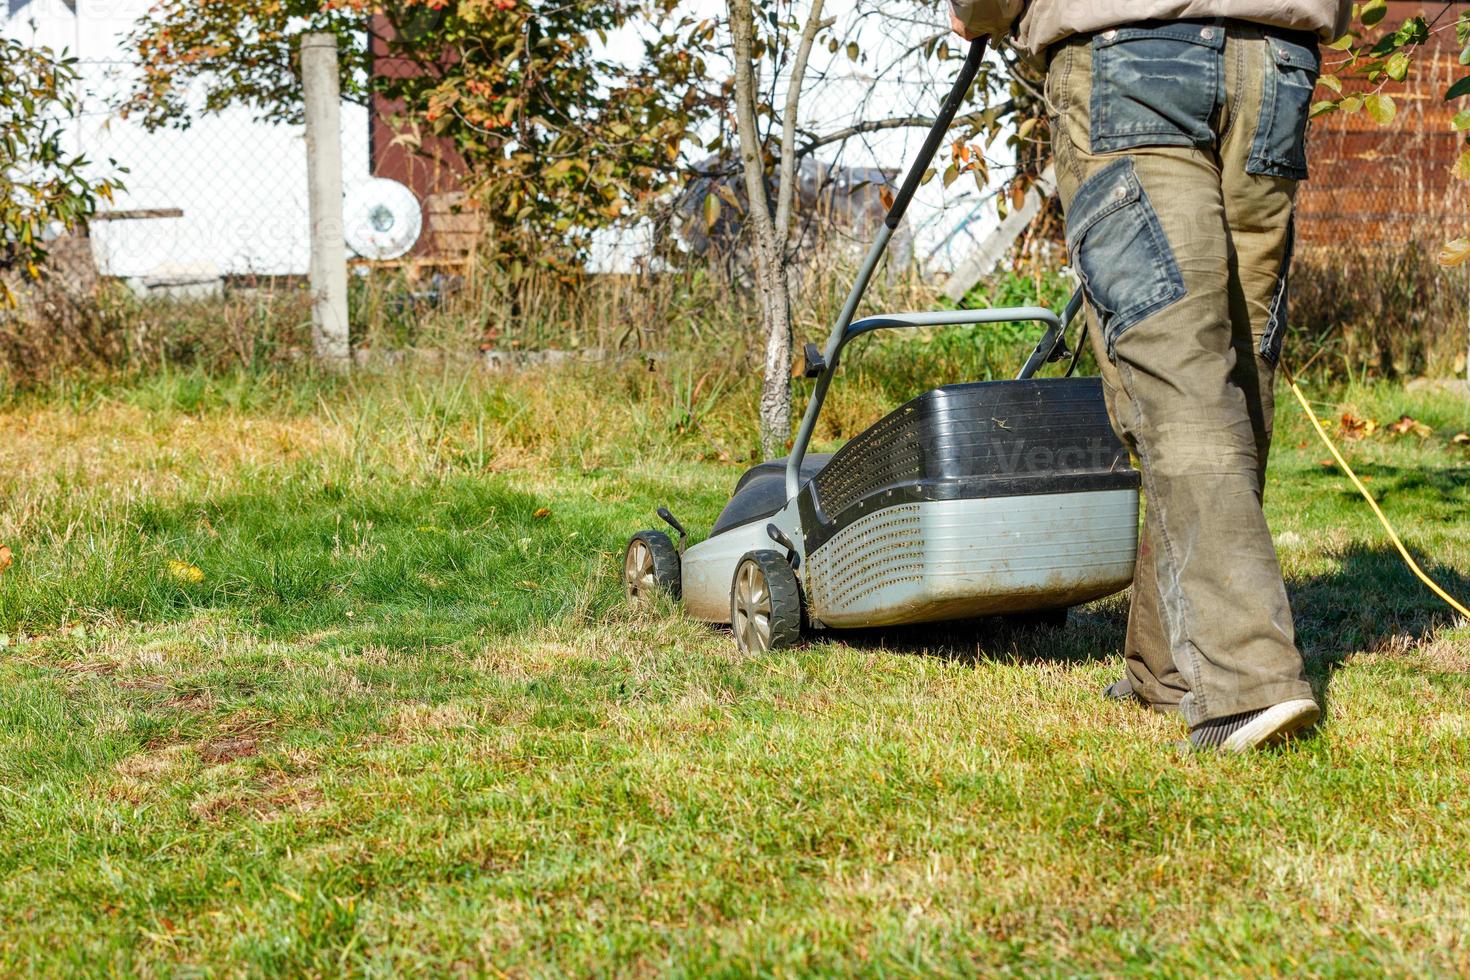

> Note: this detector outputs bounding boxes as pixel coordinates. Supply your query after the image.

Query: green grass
[1,362,1468,975]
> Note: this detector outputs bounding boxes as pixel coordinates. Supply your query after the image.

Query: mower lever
[801,343,827,379]
[766,523,800,570]
[657,507,688,554]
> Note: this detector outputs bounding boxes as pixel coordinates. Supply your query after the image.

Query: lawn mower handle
[784,35,1083,501]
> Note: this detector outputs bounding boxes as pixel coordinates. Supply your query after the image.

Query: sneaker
[1188,698,1320,753]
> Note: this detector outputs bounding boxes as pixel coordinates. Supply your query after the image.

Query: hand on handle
[950,13,985,40]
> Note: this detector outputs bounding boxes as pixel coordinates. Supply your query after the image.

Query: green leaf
[1361,0,1388,28]
[1452,108,1470,131]
[1340,95,1364,113]
[1368,33,1400,57]
[1326,34,1355,51]
[1310,99,1339,118]
[1447,75,1470,101]
[1318,73,1343,94]
[1365,92,1396,124]
[1385,50,1411,82]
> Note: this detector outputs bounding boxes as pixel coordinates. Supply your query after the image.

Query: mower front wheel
[625,530,681,602]
[730,550,803,654]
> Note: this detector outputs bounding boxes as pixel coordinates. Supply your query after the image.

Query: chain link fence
[74,58,374,293]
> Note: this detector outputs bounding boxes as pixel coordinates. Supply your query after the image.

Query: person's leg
[1046,25,1315,731]
[1097,24,1302,713]
[1219,26,1302,494]
[1090,353,1187,712]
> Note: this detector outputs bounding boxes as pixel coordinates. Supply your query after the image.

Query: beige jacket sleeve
[949,0,1024,37]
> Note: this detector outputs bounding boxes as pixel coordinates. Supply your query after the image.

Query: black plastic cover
[800,377,1138,552]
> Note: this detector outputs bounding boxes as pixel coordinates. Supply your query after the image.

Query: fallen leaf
[1452,432,1470,446]
[519,580,541,590]
[1386,414,1432,438]
[0,545,11,574]
[533,507,552,520]
[1339,412,1378,439]
[168,560,204,584]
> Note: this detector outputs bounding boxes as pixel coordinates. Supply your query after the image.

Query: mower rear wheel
[625,530,681,602]
[730,550,802,654]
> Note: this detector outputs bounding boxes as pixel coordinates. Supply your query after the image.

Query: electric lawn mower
[624,38,1142,653]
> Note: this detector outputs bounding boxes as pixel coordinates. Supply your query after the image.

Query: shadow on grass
[1300,459,1470,505]
[809,605,1127,667]
[1291,543,1470,716]
[803,543,1468,723]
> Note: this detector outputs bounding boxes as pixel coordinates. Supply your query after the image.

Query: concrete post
[301,32,351,369]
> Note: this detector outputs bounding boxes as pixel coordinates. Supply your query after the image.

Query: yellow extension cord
[1283,365,1470,621]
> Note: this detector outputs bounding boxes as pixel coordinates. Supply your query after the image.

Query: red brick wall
[1298,1,1470,249]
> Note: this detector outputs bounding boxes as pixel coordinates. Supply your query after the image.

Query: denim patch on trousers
[1089,22,1226,154]
[1246,34,1320,180]
[1066,156,1187,359]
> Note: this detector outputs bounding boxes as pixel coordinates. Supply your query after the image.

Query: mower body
[679,376,1141,627]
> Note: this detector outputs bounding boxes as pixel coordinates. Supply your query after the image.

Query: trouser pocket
[1066,157,1187,359]
[1247,33,1320,179]
[1089,21,1225,153]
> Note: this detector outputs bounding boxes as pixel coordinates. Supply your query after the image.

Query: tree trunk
[757,258,793,455]
[729,0,789,459]
[727,0,824,460]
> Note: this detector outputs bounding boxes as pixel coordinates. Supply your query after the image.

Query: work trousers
[1045,20,1317,724]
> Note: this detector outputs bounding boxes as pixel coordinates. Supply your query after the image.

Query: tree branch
[727,0,777,246]
[794,105,1012,158]
[773,4,832,247]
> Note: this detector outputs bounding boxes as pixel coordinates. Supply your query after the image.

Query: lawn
[0,363,1468,975]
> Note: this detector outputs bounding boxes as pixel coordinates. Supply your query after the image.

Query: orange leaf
[1339,412,1378,439]
[1439,236,1470,267]
[0,545,11,574]
[1386,414,1432,438]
